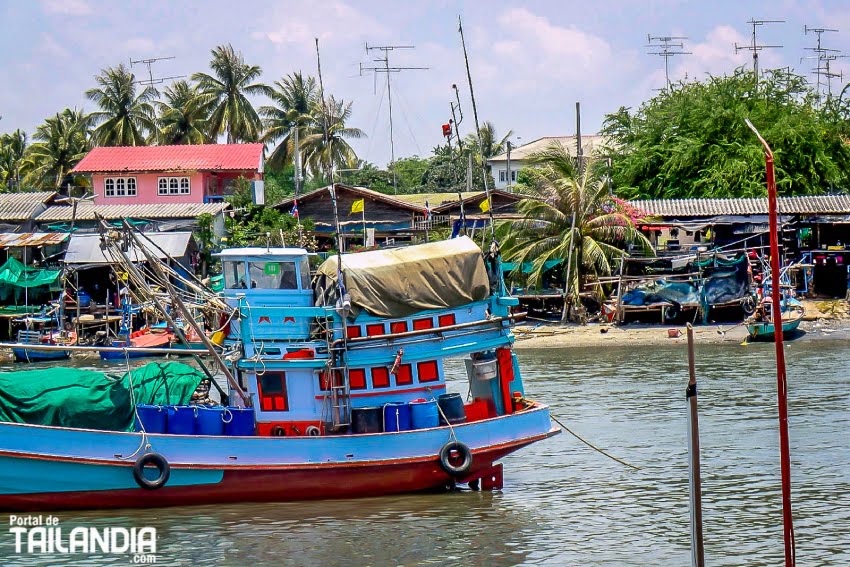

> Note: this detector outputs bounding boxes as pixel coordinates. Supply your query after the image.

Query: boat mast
[745,118,795,567]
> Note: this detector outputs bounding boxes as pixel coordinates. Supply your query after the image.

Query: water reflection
[0,342,848,565]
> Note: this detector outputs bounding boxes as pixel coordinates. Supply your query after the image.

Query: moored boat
[745,296,804,340]
[11,314,76,362]
[0,236,557,511]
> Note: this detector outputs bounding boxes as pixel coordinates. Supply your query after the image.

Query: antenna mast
[360,43,427,194]
[645,35,691,90]
[734,19,784,84]
[803,26,843,102]
[129,56,184,86]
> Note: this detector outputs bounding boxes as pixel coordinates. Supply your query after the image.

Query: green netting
[0,257,60,288]
[0,361,204,432]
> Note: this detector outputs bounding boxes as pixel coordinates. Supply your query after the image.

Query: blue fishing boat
[0,236,557,511]
[11,313,75,363]
[746,296,804,340]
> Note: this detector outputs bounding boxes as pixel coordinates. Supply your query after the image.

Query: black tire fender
[133,452,170,490]
[438,441,473,477]
[271,425,286,437]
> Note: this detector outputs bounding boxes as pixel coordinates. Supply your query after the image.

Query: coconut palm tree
[465,121,513,170]
[260,72,317,170]
[157,80,214,145]
[22,109,91,189]
[500,142,653,322]
[192,44,271,143]
[86,64,157,146]
[0,129,27,190]
[301,96,364,179]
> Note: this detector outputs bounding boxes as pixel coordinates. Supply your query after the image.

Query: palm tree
[86,64,157,146]
[301,96,364,179]
[501,142,653,322]
[22,109,91,189]
[0,129,27,190]
[465,121,513,171]
[192,44,271,143]
[157,80,213,145]
[260,72,317,170]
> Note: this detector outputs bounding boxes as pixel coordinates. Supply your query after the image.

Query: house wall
[92,171,257,205]
[291,190,416,227]
[490,161,524,190]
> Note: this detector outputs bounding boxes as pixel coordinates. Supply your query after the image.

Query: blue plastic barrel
[195,405,225,435]
[223,407,256,436]
[438,393,466,425]
[383,402,411,432]
[409,398,439,429]
[135,405,166,433]
[166,405,196,435]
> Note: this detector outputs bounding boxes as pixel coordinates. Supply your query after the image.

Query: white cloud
[678,25,751,80]
[41,0,91,16]
[251,1,386,48]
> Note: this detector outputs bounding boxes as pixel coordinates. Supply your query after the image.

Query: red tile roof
[71,144,264,174]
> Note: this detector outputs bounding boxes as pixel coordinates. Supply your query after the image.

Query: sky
[3,0,850,166]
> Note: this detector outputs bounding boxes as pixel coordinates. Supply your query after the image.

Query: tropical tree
[22,109,91,189]
[85,64,157,146]
[156,80,214,145]
[260,72,317,171]
[0,129,27,190]
[464,121,513,174]
[301,96,364,178]
[192,44,271,143]
[500,142,653,322]
[603,68,850,199]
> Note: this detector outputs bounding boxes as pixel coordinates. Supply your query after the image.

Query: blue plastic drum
[195,405,225,435]
[135,405,166,433]
[223,407,256,436]
[383,402,411,432]
[166,405,196,435]
[409,398,439,429]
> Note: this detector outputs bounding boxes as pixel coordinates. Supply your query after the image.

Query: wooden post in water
[746,119,795,567]
[685,323,705,567]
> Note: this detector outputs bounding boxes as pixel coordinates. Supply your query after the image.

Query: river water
[1,338,848,566]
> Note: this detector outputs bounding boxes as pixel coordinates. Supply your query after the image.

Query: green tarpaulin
[0,257,60,288]
[0,361,204,432]
[210,274,224,292]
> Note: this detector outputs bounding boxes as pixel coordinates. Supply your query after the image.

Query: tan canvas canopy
[315,236,490,318]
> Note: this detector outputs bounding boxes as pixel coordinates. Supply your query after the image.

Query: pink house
[71,144,265,206]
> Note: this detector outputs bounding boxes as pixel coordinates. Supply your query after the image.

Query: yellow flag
[350,199,364,214]
[479,198,490,213]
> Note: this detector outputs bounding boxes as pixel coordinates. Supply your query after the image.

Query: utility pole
[129,55,183,86]
[734,18,784,86]
[803,26,841,103]
[646,35,692,90]
[505,141,512,191]
[360,44,427,194]
[576,102,583,176]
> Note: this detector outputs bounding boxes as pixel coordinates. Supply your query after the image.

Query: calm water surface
[1,339,848,566]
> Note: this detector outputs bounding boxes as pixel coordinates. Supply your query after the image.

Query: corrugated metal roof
[63,232,194,264]
[70,144,264,173]
[633,195,850,218]
[489,135,605,163]
[35,202,230,221]
[0,191,56,221]
[275,184,425,212]
[0,232,69,248]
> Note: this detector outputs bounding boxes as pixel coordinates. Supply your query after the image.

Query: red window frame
[346,325,362,338]
[390,321,408,334]
[371,367,390,388]
[417,360,439,382]
[366,323,385,337]
[349,368,367,390]
[258,372,288,411]
[413,317,433,331]
[395,364,413,386]
[438,314,456,327]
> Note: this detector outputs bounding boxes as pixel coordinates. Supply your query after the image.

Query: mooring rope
[548,412,641,471]
[119,347,151,461]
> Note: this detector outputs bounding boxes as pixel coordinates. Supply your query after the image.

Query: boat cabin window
[223,261,246,289]
[299,256,310,289]
[248,261,299,290]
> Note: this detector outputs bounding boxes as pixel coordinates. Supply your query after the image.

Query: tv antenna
[129,56,184,87]
[645,35,691,90]
[734,19,784,81]
[803,26,842,101]
[360,43,428,193]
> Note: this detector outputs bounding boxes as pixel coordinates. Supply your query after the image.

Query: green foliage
[300,96,364,177]
[86,64,157,146]
[22,109,91,189]
[156,80,213,145]
[260,72,317,171]
[192,44,272,143]
[343,162,394,193]
[421,144,491,192]
[603,68,850,199]
[501,144,653,322]
[0,129,27,191]
[224,204,317,250]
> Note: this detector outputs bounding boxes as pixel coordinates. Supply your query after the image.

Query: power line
[360,43,428,194]
[645,35,691,90]
[734,18,784,83]
[129,56,184,87]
